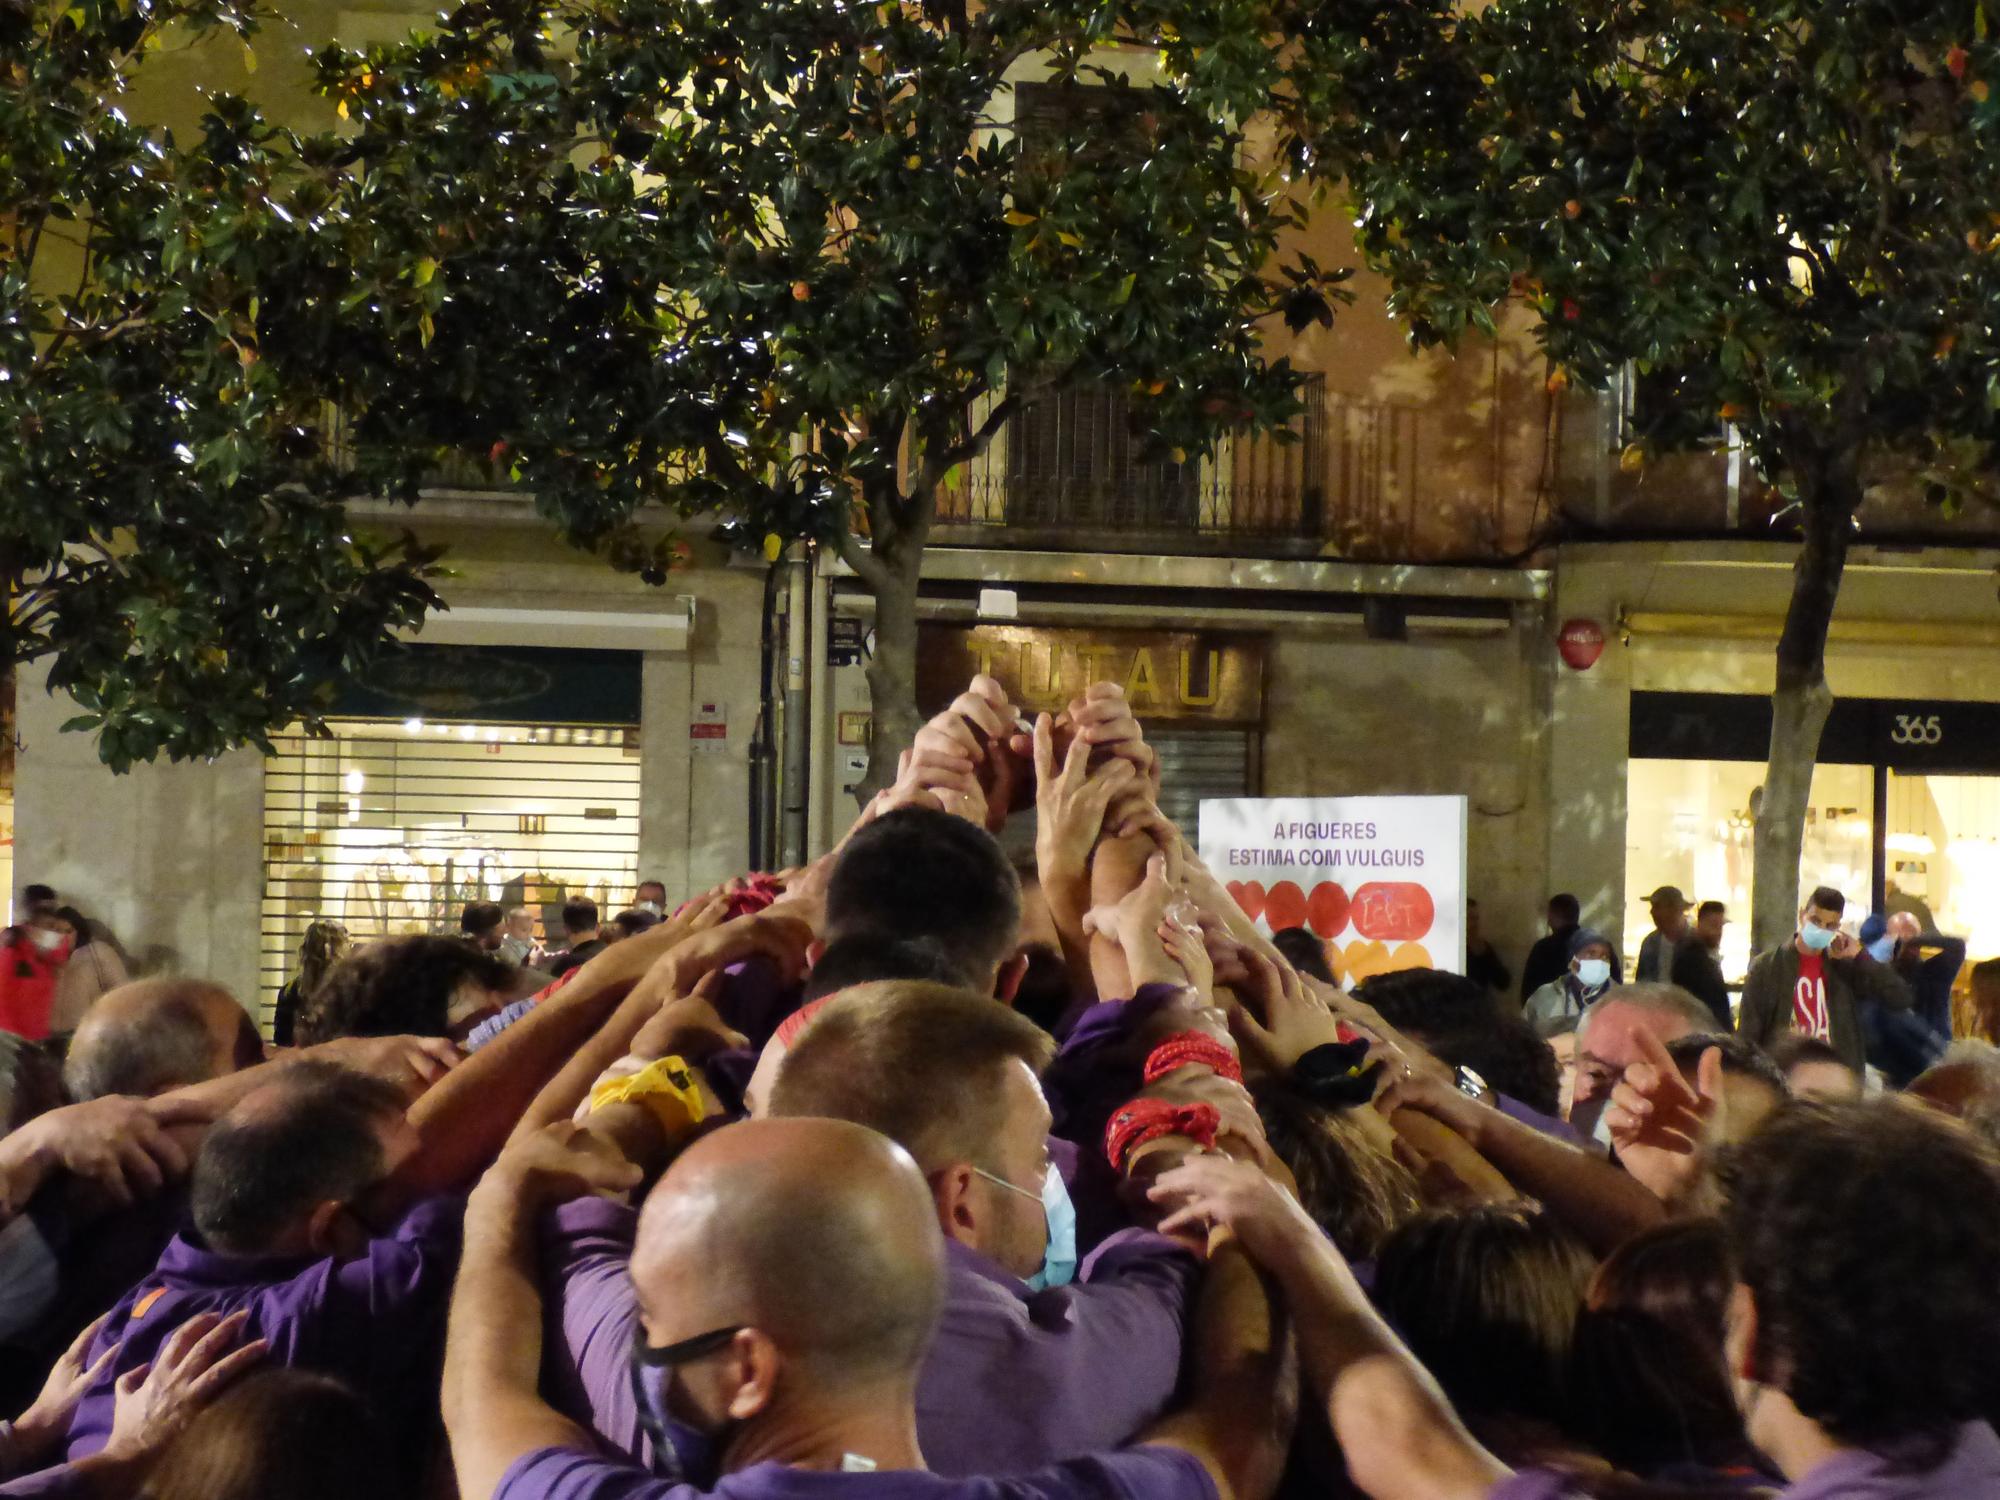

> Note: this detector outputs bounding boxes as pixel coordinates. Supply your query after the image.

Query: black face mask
[630,1324,745,1484]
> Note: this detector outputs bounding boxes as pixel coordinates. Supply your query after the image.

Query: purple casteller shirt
[539,1196,1197,1479]
[61,1196,463,1461]
[1490,1421,2000,1500]
[497,1446,1215,1500]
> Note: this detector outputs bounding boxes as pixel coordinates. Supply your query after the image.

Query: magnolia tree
[1343,0,2000,948]
[307,0,1360,791]
[1,0,443,769]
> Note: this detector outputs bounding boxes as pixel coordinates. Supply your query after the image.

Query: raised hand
[1604,1027,1722,1205]
[10,1314,119,1466]
[308,1034,464,1102]
[1225,950,1342,1074]
[485,1119,646,1210]
[1148,1153,1317,1265]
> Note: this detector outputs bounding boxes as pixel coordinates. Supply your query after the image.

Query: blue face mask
[1799,923,1838,954]
[1574,958,1613,991]
[1867,935,1897,963]
[975,1161,1078,1291]
[1025,1163,1078,1292]
[631,1325,742,1485]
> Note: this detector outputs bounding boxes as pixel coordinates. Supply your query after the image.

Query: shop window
[259,717,640,1030]
[1623,760,1873,985]
[1886,772,2000,960]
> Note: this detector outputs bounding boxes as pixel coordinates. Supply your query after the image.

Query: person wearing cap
[1634,886,1689,985]
[1524,928,1618,1039]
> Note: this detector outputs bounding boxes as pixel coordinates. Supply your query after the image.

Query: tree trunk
[1750,454,1861,954]
[862,547,924,799]
[848,475,934,803]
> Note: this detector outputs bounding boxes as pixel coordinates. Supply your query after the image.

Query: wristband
[1142,1032,1244,1087]
[1104,1097,1221,1174]
[589,1055,710,1144]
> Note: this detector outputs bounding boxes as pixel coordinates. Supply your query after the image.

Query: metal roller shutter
[260,718,641,1029]
[1150,729,1257,837]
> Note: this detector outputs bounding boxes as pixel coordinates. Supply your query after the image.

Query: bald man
[445,1115,1291,1500]
[62,979,265,1103]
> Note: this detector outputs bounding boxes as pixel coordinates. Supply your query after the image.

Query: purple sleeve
[1493,1094,1585,1148]
[0,1465,97,1498]
[538,1197,648,1465]
[495,1447,696,1500]
[1012,1447,1218,1500]
[465,998,540,1052]
[1483,1470,1591,1500]
[313,1195,463,1383]
[715,957,803,1052]
[1043,985,1185,1141]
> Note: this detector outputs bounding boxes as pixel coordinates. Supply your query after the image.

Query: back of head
[1664,1032,1788,1099]
[1253,1081,1422,1261]
[824,808,1021,986]
[1356,968,1502,1037]
[1913,1042,2000,1149]
[459,901,504,939]
[800,932,975,1002]
[562,897,598,937]
[1722,1098,2000,1447]
[297,936,512,1043]
[1372,1204,1596,1432]
[191,1062,405,1256]
[140,1368,393,1500]
[1270,927,1334,985]
[295,921,351,1001]
[767,981,1053,1170]
[1573,1220,1751,1476]
[636,1118,946,1387]
[64,980,254,1102]
[610,909,660,941]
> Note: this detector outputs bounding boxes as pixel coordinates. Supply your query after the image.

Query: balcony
[933,374,1530,561]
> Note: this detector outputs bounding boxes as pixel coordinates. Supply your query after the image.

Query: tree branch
[835,526,891,592]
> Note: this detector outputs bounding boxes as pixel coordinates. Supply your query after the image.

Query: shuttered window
[259,718,641,1026]
[1150,729,1257,836]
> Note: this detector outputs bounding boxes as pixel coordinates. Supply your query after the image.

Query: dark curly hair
[1722,1098,2000,1448]
[1355,969,1560,1116]
[297,935,514,1044]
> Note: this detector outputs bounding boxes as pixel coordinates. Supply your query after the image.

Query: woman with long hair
[271,919,350,1047]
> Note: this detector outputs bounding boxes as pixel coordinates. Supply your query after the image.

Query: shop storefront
[258,643,644,1023]
[1624,690,2000,983]
[911,622,1266,841]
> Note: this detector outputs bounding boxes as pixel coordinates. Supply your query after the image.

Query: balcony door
[1005,82,1199,532]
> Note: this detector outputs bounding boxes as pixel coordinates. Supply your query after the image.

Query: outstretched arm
[1150,1156,1507,1500]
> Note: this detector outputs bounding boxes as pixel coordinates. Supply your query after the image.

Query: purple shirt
[496,1446,1215,1500]
[1493,1094,1585,1148]
[539,1199,1197,1478]
[1490,1422,2000,1500]
[63,1196,462,1460]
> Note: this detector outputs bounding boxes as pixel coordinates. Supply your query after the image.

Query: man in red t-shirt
[1740,884,1912,1073]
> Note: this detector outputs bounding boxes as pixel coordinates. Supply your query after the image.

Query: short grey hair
[1576,982,1717,1051]
[64,996,216,1101]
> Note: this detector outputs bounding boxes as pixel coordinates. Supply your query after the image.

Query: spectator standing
[1633,886,1688,984]
[545,900,606,979]
[0,888,75,1043]
[1524,929,1616,1040]
[1737,886,1913,1075]
[459,903,507,956]
[1519,894,1581,1006]
[44,908,127,1040]
[495,907,541,970]
[1669,900,1733,1030]
[272,922,349,1049]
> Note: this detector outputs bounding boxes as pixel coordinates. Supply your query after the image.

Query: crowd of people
[0,673,1998,1500]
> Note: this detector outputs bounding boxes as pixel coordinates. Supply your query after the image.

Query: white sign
[1198,795,1468,984]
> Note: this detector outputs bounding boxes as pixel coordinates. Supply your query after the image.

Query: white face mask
[1575,958,1613,990]
[30,927,69,954]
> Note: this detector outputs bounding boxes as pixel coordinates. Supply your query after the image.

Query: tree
[1,0,444,769]
[1340,0,2000,948]
[307,0,1354,793]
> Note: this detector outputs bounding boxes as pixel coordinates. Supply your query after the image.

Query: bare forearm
[1456,1102,1664,1255]
[1270,1236,1505,1500]
[509,980,676,1143]
[443,1186,586,1500]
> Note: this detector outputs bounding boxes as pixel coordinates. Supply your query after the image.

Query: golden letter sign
[917,625,1264,724]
